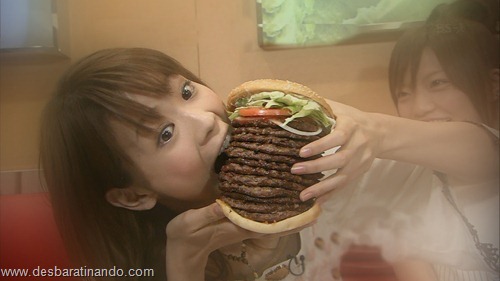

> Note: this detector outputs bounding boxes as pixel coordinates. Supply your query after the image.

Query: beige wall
[197,0,397,114]
[0,0,397,179]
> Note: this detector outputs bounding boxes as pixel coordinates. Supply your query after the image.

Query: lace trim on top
[435,172,499,274]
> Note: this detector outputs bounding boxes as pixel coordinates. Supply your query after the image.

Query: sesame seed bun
[219,79,330,234]
[227,79,334,118]
[216,199,321,234]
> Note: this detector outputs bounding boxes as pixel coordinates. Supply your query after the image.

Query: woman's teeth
[219,135,231,155]
[215,135,231,173]
[429,119,451,122]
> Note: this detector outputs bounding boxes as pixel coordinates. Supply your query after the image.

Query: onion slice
[270,119,322,136]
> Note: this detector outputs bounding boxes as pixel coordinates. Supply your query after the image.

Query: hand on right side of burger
[291,101,383,203]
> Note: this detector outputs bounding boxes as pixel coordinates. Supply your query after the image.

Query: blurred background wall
[0,0,397,194]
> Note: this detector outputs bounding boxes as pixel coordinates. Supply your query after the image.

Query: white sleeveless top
[250,127,499,281]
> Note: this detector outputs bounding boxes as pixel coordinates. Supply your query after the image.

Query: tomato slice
[238,107,291,117]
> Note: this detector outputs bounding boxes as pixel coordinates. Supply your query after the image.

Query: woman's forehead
[108,115,155,155]
[419,48,443,72]
[399,48,444,87]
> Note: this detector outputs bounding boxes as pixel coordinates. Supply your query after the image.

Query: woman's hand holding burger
[216,79,389,231]
[165,202,313,280]
[292,101,384,203]
[216,79,336,234]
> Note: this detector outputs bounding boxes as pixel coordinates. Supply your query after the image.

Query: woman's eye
[430,79,449,89]
[158,124,174,146]
[397,91,410,99]
[181,81,195,100]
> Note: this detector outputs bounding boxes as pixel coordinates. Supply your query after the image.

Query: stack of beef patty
[218,117,328,223]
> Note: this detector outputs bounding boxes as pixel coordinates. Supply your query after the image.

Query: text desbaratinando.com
[0,266,154,278]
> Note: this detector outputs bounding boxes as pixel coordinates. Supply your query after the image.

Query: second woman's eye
[429,79,450,89]
[397,89,411,100]
[181,80,195,100]
[158,124,175,146]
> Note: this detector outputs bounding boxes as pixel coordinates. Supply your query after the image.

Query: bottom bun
[216,199,321,234]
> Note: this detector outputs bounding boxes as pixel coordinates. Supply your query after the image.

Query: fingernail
[300,148,312,158]
[301,192,313,202]
[291,165,305,174]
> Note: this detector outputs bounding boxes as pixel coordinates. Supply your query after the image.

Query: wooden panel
[0,171,20,195]
[67,0,200,72]
[20,169,43,193]
[195,0,397,115]
[0,0,200,171]
[1,0,399,172]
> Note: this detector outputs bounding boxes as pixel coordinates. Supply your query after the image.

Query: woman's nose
[411,91,436,120]
[188,111,217,146]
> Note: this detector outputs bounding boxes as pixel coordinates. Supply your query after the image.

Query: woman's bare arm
[373,111,497,182]
[293,100,498,201]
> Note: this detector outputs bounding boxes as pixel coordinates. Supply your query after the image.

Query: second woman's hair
[388,20,499,126]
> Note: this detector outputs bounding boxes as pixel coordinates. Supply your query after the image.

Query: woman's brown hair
[40,48,228,280]
[388,20,499,127]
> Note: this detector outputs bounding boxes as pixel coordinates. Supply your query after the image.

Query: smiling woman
[395,47,485,124]
[389,20,499,128]
[312,20,499,281]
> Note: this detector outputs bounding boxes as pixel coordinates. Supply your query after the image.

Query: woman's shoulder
[480,123,499,139]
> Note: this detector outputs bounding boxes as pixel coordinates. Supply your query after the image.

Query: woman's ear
[105,187,157,211]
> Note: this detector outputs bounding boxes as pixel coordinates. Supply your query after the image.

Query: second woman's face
[111,75,230,211]
[396,48,483,123]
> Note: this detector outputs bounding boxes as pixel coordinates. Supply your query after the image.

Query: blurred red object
[0,192,76,280]
[340,245,398,281]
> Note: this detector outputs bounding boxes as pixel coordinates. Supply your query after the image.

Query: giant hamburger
[216,79,336,234]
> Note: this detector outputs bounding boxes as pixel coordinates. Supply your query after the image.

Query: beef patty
[217,117,328,223]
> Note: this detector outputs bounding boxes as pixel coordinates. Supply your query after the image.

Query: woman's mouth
[214,134,231,173]
[422,118,452,122]
[430,119,451,122]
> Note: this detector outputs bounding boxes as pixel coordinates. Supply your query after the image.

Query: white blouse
[253,127,499,281]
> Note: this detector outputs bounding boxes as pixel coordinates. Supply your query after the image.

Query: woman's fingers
[166,203,230,238]
[299,130,347,158]
[292,148,350,174]
[167,204,255,257]
[299,116,355,158]
[292,109,379,201]
[299,149,374,201]
[300,173,348,201]
[168,202,276,242]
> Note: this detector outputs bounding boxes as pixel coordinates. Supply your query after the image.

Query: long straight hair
[40,48,228,280]
[388,20,499,127]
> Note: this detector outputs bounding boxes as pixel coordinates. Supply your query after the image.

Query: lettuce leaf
[229,91,335,128]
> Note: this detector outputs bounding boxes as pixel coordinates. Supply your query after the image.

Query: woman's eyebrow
[133,110,165,140]
[421,70,447,82]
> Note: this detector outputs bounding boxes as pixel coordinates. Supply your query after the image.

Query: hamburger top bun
[216,199,321,234]
[227,79,334,118]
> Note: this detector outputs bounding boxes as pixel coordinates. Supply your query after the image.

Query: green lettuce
[229,91,335,128]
